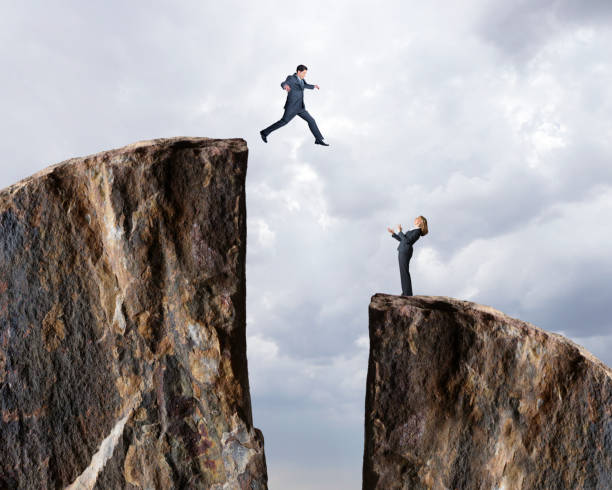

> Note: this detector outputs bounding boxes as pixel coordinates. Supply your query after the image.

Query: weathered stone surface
[363,294,612,490]
[0,137,267,489]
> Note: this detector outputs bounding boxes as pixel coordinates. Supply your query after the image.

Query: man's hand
[387,227,395,234]
[315,84,320,89]
[284,84,291,92]
[398,224,402,232]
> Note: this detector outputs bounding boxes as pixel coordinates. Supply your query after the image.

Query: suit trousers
[398,251,413,296]
[262,109,324,141]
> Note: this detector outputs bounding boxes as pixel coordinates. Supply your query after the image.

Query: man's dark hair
[296,64,308,73]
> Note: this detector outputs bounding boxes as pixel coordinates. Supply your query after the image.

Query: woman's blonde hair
[416,216,428,236]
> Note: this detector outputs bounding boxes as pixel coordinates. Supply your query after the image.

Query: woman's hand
[398,224,402,232]
[387,227,395,234]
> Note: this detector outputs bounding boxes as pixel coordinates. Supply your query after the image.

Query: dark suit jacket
[392,229,421,257]
[281,74,315,114]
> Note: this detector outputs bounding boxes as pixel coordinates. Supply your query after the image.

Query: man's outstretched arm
[303,80,320,89]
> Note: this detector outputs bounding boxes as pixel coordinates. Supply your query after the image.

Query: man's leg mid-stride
[261,111,296,142]
[297,110,324,142]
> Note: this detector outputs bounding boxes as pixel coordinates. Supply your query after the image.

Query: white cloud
[247,335,279,362]
[355,335,369,349]
[249,218,276,249]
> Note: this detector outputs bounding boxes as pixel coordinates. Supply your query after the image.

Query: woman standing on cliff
[387,216,428,296]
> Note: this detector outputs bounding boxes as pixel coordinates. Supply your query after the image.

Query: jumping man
[260,64,329,146]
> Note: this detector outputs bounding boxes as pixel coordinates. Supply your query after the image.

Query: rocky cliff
[0,137,267,489]
[363,294,612,489]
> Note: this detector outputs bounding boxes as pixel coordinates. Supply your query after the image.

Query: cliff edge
[363,294,612,489]
[0,137,267,489]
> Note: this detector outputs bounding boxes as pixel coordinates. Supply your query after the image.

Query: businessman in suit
[388,216,429,296]
[260,64,329,146]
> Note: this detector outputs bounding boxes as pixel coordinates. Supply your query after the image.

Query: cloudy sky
[2,1,612,488]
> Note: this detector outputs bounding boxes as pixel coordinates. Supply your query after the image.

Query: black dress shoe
[260,131,267,143]
[315,140,329,146]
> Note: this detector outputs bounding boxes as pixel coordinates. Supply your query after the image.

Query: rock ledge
[0,137,267,489]
[363,294,612,489]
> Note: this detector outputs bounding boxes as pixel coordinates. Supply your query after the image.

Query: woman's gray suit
[391,229,422,296]
[261,74,324,141]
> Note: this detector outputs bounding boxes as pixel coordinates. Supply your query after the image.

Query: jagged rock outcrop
[363,294,612,489]
[0,137,267,489]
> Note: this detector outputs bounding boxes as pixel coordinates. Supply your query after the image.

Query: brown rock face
[363,294,612,489]
[0,138,267,489]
